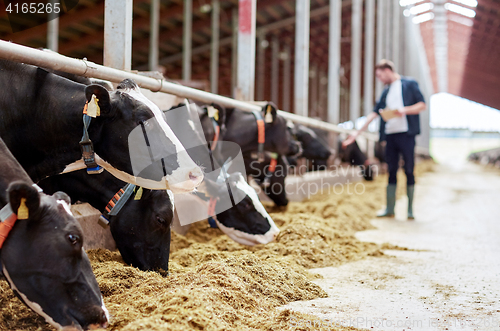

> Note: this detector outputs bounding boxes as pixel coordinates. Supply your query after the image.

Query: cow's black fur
[245,153,289,207]
[165,103,278,244]
[0,138,107,330]
[0,59,180,182]
[39,170,173,273]
[223,103,298,156]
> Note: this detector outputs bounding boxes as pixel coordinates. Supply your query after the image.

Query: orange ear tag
[17,198,29,220]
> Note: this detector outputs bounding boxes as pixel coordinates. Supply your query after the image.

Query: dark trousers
[385,132,415,185]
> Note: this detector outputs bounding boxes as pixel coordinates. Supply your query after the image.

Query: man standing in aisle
[342,60,426,219]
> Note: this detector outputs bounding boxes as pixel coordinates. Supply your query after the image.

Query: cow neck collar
[0,184,43,248]
[251,111,266,162]
[97,183,136,228]
[207,197,219,229]
[210,117,220,151]
[79,109,104,175]
[262,153,279,188]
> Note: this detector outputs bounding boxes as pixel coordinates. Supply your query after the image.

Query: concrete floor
[284,161,500,330]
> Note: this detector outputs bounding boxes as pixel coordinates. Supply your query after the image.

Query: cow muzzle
[167,165,204,194]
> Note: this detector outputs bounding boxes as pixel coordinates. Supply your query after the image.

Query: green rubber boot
[407,185,415,220]
[377,184,397,217]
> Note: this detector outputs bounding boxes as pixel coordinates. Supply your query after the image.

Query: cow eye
[156,216,167,225]
[67,234,80,245]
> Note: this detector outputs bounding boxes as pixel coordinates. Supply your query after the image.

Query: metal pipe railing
[0,40,378,140]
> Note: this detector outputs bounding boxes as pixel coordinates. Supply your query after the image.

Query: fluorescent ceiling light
[452,0,478,7]
[445,3,476,17]
[448,15,474,26]
[410,2,434,15]
[413,12,434,24]
[399,0,425,7]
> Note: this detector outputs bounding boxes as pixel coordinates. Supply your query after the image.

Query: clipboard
[379,108,400,121]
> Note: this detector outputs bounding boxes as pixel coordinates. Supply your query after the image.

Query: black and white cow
[0,59,203,193]
[245,152,290,207]
[222,103,300,157]
[165,103,279,245]
[197,102,302,206]
[292,124,332,160]
[338,139,375,181]
[201,170,279,245]
[0,138,108,330]
[38,170,173,273]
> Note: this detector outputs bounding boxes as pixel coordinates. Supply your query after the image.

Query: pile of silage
[0,161,434,331]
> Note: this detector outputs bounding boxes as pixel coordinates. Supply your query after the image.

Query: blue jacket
[373,77,425,141]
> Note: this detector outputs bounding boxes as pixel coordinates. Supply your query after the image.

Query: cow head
[86,79,204,194]
[291,124,332,160]
[261,102,294,156]
[0,182,108,330]
[204,172,280,246]
[109,188,173,274]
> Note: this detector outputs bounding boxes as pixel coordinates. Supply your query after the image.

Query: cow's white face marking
[233,174,280,243]
[2,265,63,330]
[214,218,279,246]
[166,189,175,213]
[234,174,271,221]
[122,87,204,193]
[57,200,73,216]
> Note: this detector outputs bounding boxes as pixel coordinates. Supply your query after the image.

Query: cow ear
[7,181,40,219]
[53,191,71,205]
[211,103,226,127]
[262,102,278,124]
[85,84,112,116]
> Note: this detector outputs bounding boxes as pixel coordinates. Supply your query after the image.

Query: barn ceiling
[0,0,498,114]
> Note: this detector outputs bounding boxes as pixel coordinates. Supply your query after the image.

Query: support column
[183,0,192,81]
[104,0,133,70]
[363,0,375,116]
[210,0,220,94]
[319,70,328,120]
[294,0,310,116]
[309,64,318,117]
[434,0,448,92]
[349,0,362,121]
[256,33,267,101]
[385,0,392,60]
[149,0,160,71]
[328,0,341,124]
[47,0,59,52]
[282,45,291,112]
[392,0,400,71]
[375,0,386,97]
[271,36,280,104]
[236,0,257,101]
[231,8,238,97]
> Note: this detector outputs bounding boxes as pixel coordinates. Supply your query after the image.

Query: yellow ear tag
[265,105,273,123]
[134,187,143,200]
[17,198,29,220]
[207,106,219,121]
[264,108,273,123]
[86,94,100,118]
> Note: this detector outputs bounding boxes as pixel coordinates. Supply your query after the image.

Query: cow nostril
[100,311,109,326]
[189,169,203,181]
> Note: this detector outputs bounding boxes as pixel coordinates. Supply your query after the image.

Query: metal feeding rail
[0,40,378,141]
